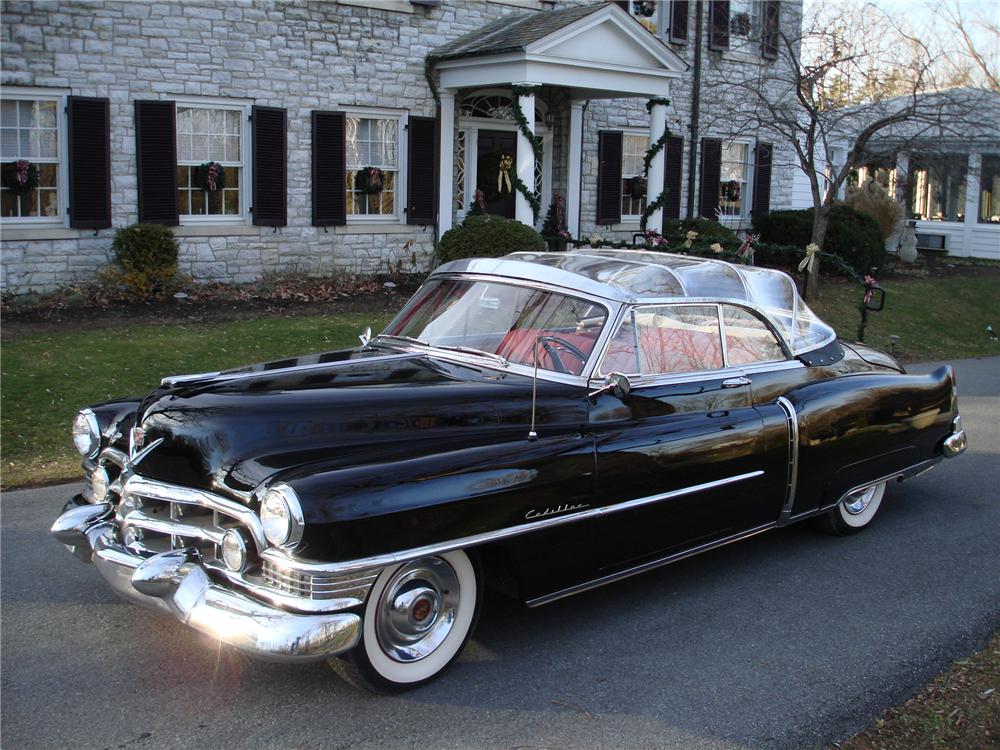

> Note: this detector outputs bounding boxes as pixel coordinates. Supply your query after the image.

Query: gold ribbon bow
[798,243,820,274]
[498,154,513,194]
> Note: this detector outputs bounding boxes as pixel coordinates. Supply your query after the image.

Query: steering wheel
[539,335,589,375]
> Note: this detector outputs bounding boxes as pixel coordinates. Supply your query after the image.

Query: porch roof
[429,2,686,99]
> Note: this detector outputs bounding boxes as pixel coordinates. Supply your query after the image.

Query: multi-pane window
[621,133,647,219]
[623,0,667,36]
[346,116,399,218]
[1,98,60,221]
[176,105,243,218]
[719,142,749,217]
[977,154,999,224]
[910,154,967,222]
[728,0,758,47]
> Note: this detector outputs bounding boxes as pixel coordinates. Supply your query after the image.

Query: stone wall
[1,0,805,293]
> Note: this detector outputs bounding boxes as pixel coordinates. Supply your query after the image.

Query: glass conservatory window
[978,154,1000,224]
[910,153,967,222]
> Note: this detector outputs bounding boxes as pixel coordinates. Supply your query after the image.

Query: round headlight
[91,466,110,504]
[260,484,304,548]
[72,409,101,459]
[221,529,248,572]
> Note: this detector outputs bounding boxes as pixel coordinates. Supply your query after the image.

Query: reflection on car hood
[133,348,580,496]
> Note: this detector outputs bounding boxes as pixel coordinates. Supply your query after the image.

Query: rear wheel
[814,480,887,535]
[329,550,481,693]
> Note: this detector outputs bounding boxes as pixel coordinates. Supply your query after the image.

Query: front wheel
[329,550,481,692]
[814,480,887,536]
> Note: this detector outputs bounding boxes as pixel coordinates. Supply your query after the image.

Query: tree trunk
[805,203,832,303]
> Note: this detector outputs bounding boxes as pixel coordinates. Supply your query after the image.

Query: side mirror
[359,326,372,346]
[589,372,631,400]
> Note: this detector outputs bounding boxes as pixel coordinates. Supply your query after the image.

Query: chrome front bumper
[51,502,361,662]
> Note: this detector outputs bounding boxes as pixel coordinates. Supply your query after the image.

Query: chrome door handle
[721,376,751,388]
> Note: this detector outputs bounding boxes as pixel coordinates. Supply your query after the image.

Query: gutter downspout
[686,0,703,219]
[424,58,441,263]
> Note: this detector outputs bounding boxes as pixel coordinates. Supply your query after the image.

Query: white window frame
[0,87,69,228]
[623,0,670,40]
[343,106,408,225]
[718,139,754,221]
[174,96,252,226]
[621,129,648,223]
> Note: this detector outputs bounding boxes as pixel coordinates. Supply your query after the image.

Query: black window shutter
[312,111,346,226]
[597,130,623,226]
[709,0,730,51]
[752,142,773,217]
[663,135,684,222]
[669,1,689,43]
[698,138,722,219]
[407,116,437,226]
[67,96,111,229]
[762,1,780,59]
[252,105,287,227]
[134,100,178,226]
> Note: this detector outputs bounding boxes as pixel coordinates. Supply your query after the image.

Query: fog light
[91,466,110,504]
[221,529,248,572]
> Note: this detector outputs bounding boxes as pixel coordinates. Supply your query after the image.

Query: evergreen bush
[438,214,545,263]
[110,223,180,300]
[751,204,885,274]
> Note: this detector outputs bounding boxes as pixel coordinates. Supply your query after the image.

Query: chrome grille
[120,493,242,562]
[262,558,380,604]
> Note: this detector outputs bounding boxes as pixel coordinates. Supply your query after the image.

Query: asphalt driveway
[2,357,998,749]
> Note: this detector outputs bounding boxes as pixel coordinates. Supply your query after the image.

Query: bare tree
[929,0,1000,93]
[701,1,988,299]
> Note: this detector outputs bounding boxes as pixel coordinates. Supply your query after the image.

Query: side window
[601,305,724,376]
[721,306,785,365]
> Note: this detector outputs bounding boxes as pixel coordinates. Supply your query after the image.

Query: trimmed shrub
[845,178,903,240]
[110,223,180,300]
[438,214,545,263]
[751,204,885,274]
[661,218,738,246]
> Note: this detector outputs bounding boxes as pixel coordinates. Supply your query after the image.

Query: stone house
[1,0,803,293]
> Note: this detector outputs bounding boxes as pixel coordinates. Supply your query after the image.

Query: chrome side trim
[124,475,267,552]
[526,521,777,607]
[263,470,765,576]
[775,396,799,521]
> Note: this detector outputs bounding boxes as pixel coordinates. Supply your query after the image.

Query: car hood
[131,347,584,496]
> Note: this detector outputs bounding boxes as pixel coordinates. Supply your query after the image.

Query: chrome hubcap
[844,485,877,515]
[375,557,459,663]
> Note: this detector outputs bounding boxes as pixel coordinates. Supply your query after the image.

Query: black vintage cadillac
[52,250,967,691]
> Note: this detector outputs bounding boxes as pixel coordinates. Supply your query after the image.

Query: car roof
[432,249,836,355]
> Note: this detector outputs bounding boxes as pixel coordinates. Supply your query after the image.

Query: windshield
[380,278,608,375]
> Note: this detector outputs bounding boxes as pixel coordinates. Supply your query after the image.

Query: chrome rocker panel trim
[50,505,361,663]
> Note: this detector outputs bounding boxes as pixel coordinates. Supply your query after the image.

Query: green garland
[639,128,672,232]
[510,85,544,221]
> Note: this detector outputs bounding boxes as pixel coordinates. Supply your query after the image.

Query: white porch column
[515,87,537,227]
[566,100,584,239]
[963,153,982,254]
[646,99,668,232]
[437,90,455,239]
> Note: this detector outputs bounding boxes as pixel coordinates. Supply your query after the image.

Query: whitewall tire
[816,480,887,535]
[329,549,481,692]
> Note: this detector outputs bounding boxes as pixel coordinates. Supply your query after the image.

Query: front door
[476,129,517,219]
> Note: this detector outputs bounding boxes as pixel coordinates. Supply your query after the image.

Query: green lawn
[810,276,1000,363]
[1,312,392,489]
[2,275,998,489]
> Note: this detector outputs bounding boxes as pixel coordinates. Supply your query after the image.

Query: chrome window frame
[377,271,624,386]
[594,299,794,381]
